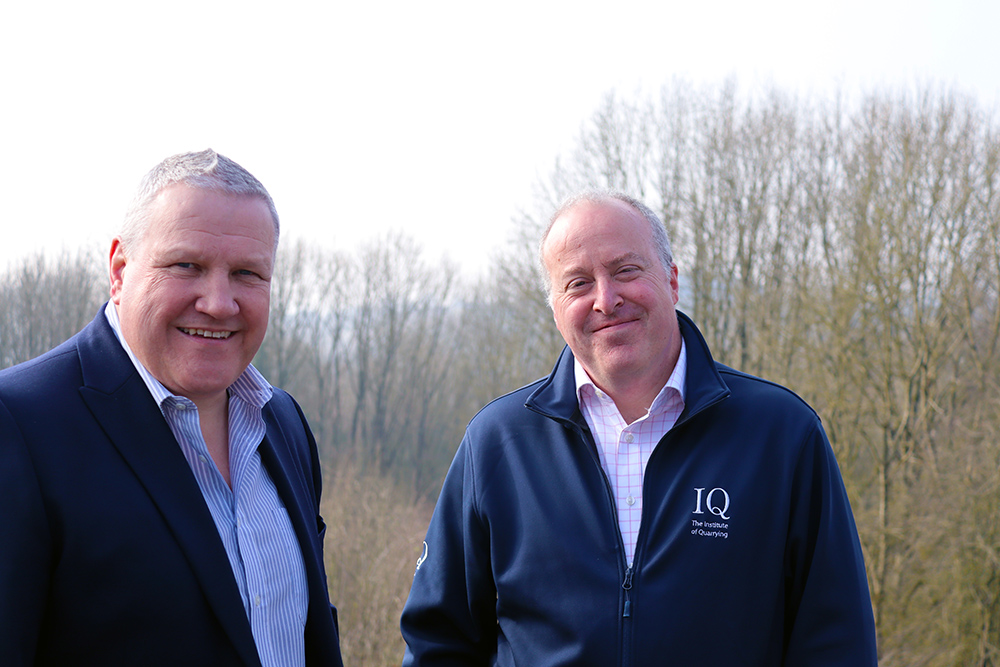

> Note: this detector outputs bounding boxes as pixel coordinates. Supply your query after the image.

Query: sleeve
[783,420,878,666]
[400,435,497,666]
[0,400,51,665]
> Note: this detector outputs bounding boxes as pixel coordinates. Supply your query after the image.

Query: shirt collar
[574,338,687,417]
[103,301,273,411]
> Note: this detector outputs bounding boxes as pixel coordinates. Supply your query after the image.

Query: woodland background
[2,81,998,666]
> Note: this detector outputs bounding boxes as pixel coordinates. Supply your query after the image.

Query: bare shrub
[323,461,433,666]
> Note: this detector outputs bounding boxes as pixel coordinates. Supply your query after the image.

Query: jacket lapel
[259,401,343,666]
[75,311,262,667]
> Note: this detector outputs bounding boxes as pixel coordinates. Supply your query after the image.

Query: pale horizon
[3,0,997,278]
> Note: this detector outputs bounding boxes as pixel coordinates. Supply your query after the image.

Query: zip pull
[622,566,634,619]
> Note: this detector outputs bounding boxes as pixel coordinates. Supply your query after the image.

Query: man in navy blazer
[0,150,344,666]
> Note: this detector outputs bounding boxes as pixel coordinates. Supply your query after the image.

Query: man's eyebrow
[605,252,647,267]
[555,251,649,285]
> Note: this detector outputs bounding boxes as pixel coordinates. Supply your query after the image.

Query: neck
[189,390,229,422]
[590,347,680,425]
[192,391,232,487]
[607,385,660,425]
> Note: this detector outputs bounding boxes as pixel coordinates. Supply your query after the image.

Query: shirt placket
[618,426,644,566]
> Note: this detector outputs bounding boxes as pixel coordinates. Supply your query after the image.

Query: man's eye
[616,266,642,278]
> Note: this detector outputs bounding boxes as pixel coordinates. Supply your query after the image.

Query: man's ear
[669,263,680,306]
[109,238,126,304]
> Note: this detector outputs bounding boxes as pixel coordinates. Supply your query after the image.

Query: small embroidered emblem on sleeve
[414,541,429,574]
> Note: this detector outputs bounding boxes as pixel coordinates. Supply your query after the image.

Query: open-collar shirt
[575,340,687,567]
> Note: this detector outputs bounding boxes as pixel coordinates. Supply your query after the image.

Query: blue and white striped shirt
[105,302,308,667]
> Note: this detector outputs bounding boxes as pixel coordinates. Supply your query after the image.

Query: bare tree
[515,81,1000,665]
[5,80,999,666]
[0,249,104,369]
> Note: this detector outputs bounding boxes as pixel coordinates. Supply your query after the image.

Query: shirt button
[198,454,208,463]
[254,595,261,607]
[626,496,636,506]
[624,433,634,444]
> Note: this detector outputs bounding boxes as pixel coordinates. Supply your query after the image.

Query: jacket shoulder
[466,377,548,429]
[0,308,114,401]
[714,362,821,422]
[0,339,83,401]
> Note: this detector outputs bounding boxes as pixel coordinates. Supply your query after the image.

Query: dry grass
[322,461,434,666]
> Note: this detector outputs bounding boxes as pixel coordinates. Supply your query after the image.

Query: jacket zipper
[622,566,634,618]
[524,338,732,666]
[548,416,702,664]
[578,426,636,665]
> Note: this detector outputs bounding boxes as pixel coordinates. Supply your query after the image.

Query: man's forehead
[551,199,644,238]
[548,202,648,249]
[135,188,275,255]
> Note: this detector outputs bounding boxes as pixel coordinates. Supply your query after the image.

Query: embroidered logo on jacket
[414,541,429,574]
[691,487,730,539]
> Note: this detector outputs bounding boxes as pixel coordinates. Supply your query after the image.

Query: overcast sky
[1,0,997,279]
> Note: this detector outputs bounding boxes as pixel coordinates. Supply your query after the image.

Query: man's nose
[196,271,240,318]
[592,278,623,314]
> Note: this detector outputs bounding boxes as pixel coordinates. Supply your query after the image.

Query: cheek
[241,290,271,327]
[139,284,186,318]
[118,279,157,318]
[553,303,588,338]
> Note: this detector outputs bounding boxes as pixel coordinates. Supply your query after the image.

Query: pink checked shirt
[575,341,687,566]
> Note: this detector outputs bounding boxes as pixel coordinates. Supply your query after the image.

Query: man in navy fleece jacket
[401,190,877,666]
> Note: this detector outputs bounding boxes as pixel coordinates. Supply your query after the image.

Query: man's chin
[582,348,645,376]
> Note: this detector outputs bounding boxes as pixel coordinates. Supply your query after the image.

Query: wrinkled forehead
[137,186,277,258]
[149,183,278,246]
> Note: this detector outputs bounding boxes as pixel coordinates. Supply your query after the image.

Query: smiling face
[543,198,681,408]
[109,183,275,408]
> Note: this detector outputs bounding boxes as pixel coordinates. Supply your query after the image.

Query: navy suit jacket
[0,309,344,666]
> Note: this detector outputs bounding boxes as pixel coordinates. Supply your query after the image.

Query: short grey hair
[538,189,674,303]
[119,149,280,255]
